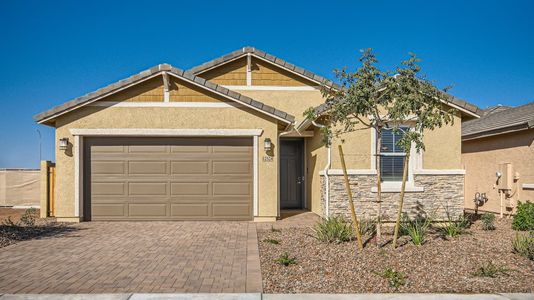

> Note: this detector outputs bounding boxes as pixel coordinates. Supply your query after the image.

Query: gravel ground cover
[0,208,75,248]
[258,218,534,293]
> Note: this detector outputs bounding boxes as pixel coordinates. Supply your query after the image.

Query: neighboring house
[34,46,480,222]
[462,102,534,216]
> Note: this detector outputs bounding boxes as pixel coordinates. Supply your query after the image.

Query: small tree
[305,49,456,248]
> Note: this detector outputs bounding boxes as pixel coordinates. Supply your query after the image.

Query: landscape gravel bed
[258,218,534,293]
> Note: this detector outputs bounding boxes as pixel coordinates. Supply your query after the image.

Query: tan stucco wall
[423,114,463,169]
[462,129,534,214]
[306,127,327,216]
[235,89,325,124]
[53,105,281,220]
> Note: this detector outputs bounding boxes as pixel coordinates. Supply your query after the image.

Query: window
[380,127,409,182]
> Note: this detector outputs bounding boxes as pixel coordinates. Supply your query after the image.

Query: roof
[480,104,512,116]
[188,46,341,89]
[34,64,295,125]
[462,101,534,140]
[296,88,482,131]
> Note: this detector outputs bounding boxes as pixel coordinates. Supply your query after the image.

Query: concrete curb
[0,294,531,300]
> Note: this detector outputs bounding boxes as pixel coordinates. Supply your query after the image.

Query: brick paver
[0,221,261,293]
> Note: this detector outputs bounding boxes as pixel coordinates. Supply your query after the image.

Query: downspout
[312,120,331,217]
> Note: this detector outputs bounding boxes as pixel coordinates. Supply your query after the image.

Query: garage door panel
[128,203,167,217]
[128,182,167,196]
[86,137,253,220]
[92,161,126,175]
[128,161,168,175]
[171,161,209,174]
[171,203,209,217]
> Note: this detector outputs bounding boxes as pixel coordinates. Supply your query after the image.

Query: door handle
[297,176,303,184]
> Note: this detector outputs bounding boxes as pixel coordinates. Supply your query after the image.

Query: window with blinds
[380,127,409,181]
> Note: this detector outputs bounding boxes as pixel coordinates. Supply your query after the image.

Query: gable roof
[296,89,482,131]
[480,104,512,116]
[34,64,295,125]
[188,46,340,88]
[462,101,534,141]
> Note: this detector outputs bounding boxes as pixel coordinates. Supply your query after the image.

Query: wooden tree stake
[392,150,411,248]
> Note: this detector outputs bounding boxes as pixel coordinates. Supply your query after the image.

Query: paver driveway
[0,221,261,294]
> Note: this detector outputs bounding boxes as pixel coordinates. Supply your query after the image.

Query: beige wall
[306,127,327,215]
[53,105,281,221]
[462,129,534,214]
[0,169,40,207]
[423,114,463,169]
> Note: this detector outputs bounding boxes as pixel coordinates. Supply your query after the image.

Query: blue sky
[1,0,533,168]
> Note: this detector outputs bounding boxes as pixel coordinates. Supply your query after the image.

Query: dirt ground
[258,218,534,293]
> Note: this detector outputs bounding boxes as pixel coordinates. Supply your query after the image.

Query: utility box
[498,163,513,190]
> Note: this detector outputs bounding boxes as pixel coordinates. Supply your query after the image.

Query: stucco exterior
[462,129,534,214]
[35,47,478,222]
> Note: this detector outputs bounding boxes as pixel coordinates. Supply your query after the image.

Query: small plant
[263,238,280,245]
[376,267,406,290]
[275,252,296,266]
[512,231,534,261]
[20,208,38,227]
[512,201,534,231]
[312,216,353,244]
[359,218,377,237]
[472,261,510,278]
[2,216,19,227]
[481,213,496,230]
[441,213,471,238]
[270,225,281,233]
[400,213,431,246]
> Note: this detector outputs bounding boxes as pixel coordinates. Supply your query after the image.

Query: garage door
[84,137,253,221]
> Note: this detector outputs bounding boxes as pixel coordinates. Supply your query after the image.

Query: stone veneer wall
[321,174,464,221]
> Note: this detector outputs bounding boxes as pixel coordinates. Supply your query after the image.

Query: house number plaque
[263,156,273,162]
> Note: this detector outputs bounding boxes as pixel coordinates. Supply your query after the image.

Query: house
[462,102,534,216]
[34,47,481,222]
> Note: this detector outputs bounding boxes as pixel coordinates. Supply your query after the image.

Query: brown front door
[84,137,253,221]
[280,139,304,209]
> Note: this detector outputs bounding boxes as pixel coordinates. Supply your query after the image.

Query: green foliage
[20,208,38,227]
[312,216,353,244]
[512,201,534,231]
[400,213,431,245]
[275,252,296,266]
[376,267,406,290]
[441,212,471,238]
[358,218,377,237]
[481,213,496,231]
[512,231,534,261]
[472,261,510,278]
[263,238,280,245]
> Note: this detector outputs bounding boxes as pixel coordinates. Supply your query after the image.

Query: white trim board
[89,101,243,108]
[70,128,264,137]
[320,169,377,176]
[413,169,466,175]
[522,183,534,190]
[224,85,319,91]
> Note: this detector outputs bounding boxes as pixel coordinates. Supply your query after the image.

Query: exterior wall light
[264,138,272,152]
[59,138,69,151]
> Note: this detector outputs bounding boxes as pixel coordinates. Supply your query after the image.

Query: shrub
[472,261,510,278]
[481,213,496,230]
[2,216,19,227]
[263,238,280,245]
[376,267,406,290]
[441,213,471,238]
[359,218,377,237]
[512,201,534,231]
[275,252,296,266]
[512,231,534,261]
[20,208,38,227]
[312,216,353,244]
[400,213,431,246]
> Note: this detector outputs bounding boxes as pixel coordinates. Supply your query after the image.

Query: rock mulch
[258,218,534,293]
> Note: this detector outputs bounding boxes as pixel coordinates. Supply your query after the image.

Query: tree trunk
[376,129,382,245]
[338,145,363,251]
[392,150,411,249]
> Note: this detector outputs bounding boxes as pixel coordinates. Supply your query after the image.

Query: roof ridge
[34,63,295,124]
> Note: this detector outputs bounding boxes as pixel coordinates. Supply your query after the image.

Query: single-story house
[462,102,534,216]
[34,47,481,222]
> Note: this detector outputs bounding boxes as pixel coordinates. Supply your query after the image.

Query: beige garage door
[84,137,253,221]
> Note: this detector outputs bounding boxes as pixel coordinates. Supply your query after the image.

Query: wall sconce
[264,138,272,152]
[59,138,69,151]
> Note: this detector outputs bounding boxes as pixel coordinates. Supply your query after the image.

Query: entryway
[280,139,304,209]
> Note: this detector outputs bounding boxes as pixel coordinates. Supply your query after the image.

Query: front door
[280,139,304,209]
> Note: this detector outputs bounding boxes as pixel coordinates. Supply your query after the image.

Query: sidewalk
[0,293,532,300]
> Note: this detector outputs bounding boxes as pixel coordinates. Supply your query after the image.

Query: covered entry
[83,137,253,221]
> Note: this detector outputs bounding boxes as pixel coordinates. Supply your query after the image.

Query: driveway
[0,221,261,294]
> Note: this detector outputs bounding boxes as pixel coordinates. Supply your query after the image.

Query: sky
[0,0,533,168]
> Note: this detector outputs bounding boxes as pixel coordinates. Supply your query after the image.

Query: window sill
[371,183,424,193]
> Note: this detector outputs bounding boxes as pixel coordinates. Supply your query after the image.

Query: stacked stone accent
[321,174,464,221]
